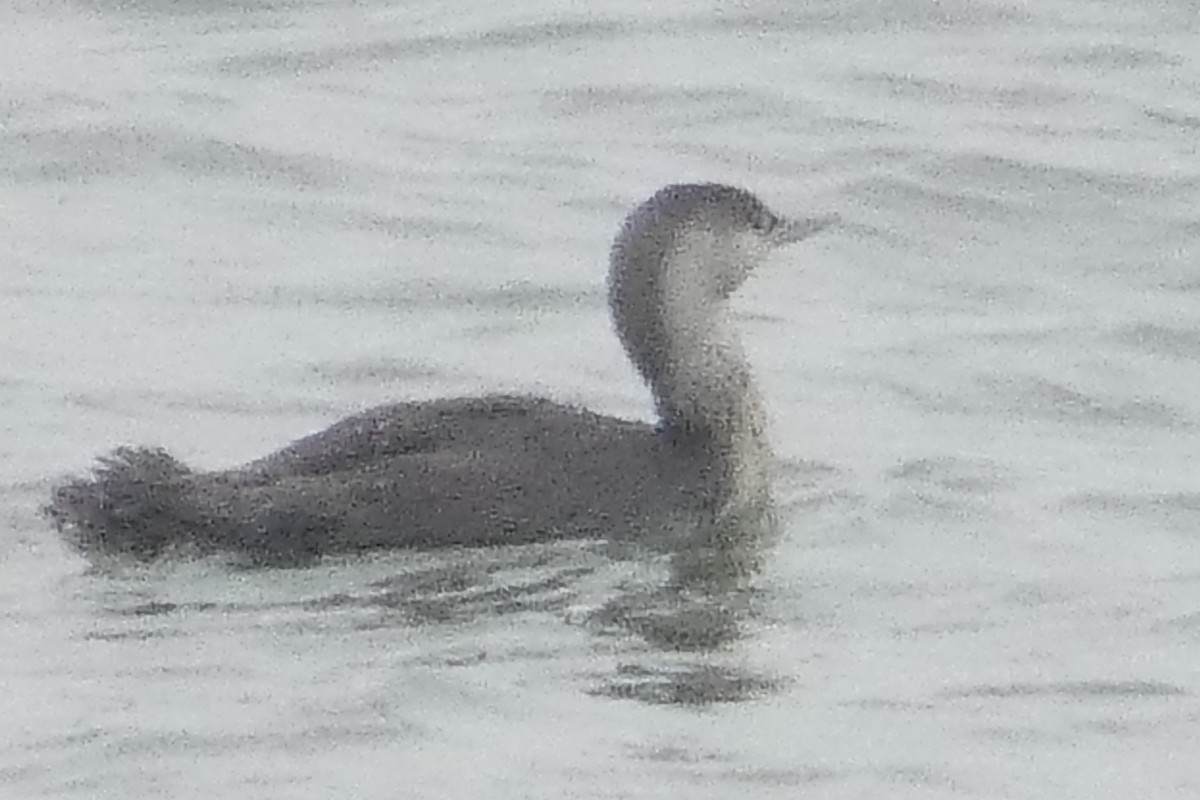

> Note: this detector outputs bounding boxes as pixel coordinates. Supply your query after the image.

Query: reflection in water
[346,563,595,628]
[77,497,778,706]
[587,498,776,705]
[596,663,781,706]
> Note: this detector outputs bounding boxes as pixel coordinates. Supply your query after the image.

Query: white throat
[608,222,772,509]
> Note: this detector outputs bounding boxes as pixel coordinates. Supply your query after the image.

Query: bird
[45,183,837,567]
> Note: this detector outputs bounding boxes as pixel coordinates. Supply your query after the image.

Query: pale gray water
[3,0,1200,797]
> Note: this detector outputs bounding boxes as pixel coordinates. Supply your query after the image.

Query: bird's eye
[752,209,777,234]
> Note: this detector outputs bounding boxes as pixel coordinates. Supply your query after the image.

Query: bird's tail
[44,447,205,563]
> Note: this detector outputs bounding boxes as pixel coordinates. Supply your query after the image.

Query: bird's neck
[608,240,771,509]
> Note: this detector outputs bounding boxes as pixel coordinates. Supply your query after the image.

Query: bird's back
[47,394,715,565]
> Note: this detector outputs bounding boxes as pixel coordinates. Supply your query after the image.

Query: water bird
[45,183,837,567]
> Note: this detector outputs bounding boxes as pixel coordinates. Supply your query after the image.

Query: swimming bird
[45,183,837,567]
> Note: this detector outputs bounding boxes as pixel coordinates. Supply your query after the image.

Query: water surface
[2,0,1199,797]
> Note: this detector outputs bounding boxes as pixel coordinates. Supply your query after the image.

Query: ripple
[944,680,1187,699]
[887,456,1015,494]
[302,358,444,386]
[1114,324,1200,361]
[1045,43,1183,70]
[216,19,632,76]
[1144,107,1200,132]
[1062,490,1200,535]
[0,125,350,186]
[973,375,1191,429]
[847,69,1073,109]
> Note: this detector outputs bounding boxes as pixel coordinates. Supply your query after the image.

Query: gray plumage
[44,184,836,567]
